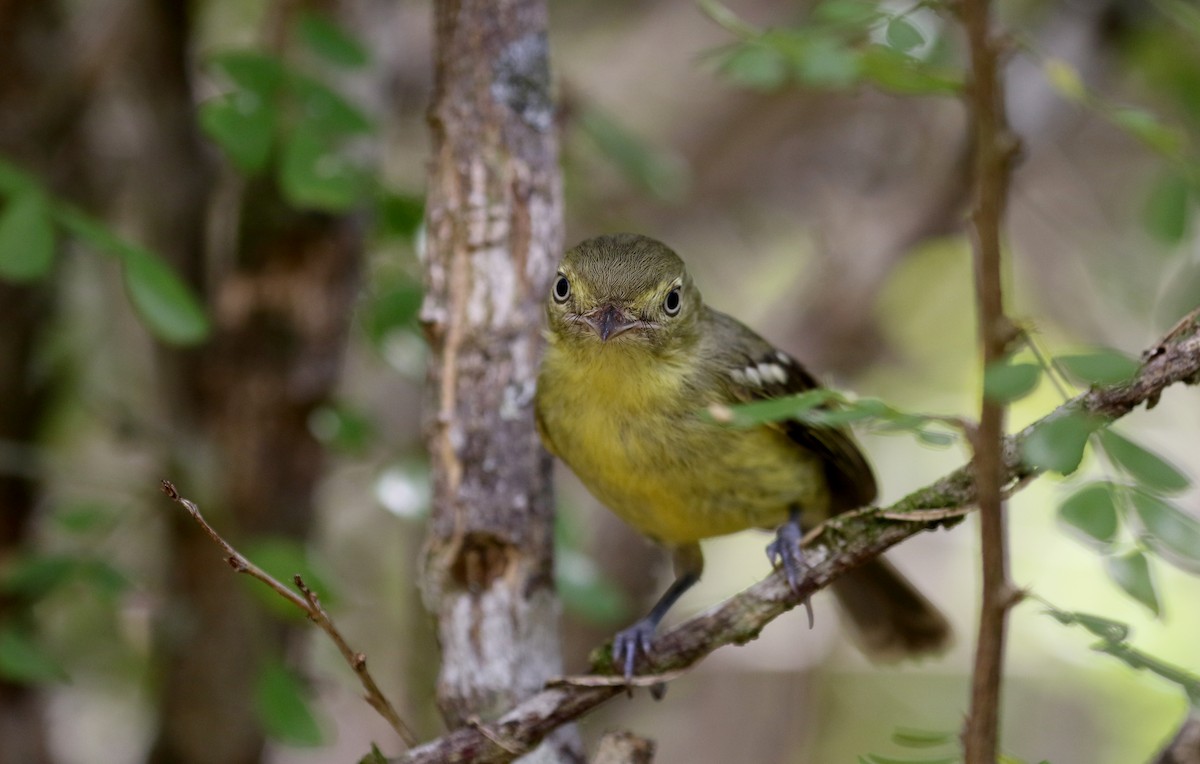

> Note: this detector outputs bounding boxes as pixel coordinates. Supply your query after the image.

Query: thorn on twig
[354,653,367,670]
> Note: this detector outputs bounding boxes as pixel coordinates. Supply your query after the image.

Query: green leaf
[983,361,1041,402]
[792,35,861,89]
[718,43,789,91]
[578,110,690,201]
[1143,170,1193,244]
[199,92,277,173]
[1043,57,1086,102]
[891,727,954,748]
[1132,491,1200,573]
[1098,430,1190,493]
[1047,609,1131,642]
[0,625,66,684]
[375,192,425,240]
[861,46,961,96]
[0,191,55,282]
[714,388,841,427]
[0,555,79,598]
[1105,550,1160,616]
[296,12,369,68]
[1020,410,1101,474]
[363,281,423,345]
[1058,482,1119,547]
[885,17,925,52]
[308,402,375,454]
[241,537,337,619]
[210,51,287,96]
[255,659,324,746]
[279,126,363,211]
[51,502,117,534]
[289,74,373,137]
[1056,350,1141,386]
[811,0,880,26]
[1108,107,1185,157]
[862,755,957,764]
[120,246,211,345]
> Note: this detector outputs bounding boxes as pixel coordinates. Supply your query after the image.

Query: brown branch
[382,316,1200,764]
[158,481,419,749]
[960,0,1021,760]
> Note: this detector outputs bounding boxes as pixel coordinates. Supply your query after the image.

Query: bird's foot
[612,618,657,682]
[766,520,815,628]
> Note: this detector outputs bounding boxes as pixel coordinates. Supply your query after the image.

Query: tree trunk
[419,1,579,761]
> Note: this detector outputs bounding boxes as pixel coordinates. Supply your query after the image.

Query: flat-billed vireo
[535,233,950,679]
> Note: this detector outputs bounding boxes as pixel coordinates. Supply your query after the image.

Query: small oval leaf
[255,660,325,746]
[1143,171,1193,245]
[121,247,211,345]
[983,361,1041,402]
[296,12,369,68]
[1058,482,1119,547]
[0,191,55,283]
[1098,430,1190,493]
[885,17,925,52]
[1021,411,1101,475]
[0,625,67,684]
[1104,550,1160,616]
[1132,491,1200,573]
[1056,349,1141,386]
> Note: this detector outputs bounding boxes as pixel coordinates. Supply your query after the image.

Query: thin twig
[159,481,419,749]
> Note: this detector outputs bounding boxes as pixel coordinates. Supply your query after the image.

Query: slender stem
[159,481,419,748]
[960,0,1021,760]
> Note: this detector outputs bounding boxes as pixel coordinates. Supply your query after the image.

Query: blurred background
[1,0,1198,762]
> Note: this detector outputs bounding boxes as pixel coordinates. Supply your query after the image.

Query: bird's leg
[766,505,814,627]
[612,543,703,682]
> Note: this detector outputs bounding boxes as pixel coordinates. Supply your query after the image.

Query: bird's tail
[830,556,952,661]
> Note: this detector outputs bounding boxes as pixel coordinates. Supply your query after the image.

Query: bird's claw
[766,520,815,628]
[613,618,657,682]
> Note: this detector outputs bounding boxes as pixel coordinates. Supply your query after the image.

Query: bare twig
[959,0,1021,760]
[159,481,419,749]
[383,320,1200,764]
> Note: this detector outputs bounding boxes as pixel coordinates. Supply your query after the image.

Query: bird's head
[546,234,702,355]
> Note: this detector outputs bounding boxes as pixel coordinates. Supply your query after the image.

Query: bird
[534,233,950,679]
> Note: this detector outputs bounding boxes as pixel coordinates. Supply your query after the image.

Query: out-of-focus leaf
[1058,482,1119,548]
[1131,491,1200,573]
[279,126,363,211]
[1044,57,1086,102]
[199,92,277,173]
[811,0,880,27]
[1056,349,1141,386]
[861,46,961,95]
[255,659,324,746]
[296,12,369,68]
[862,754,956,764]
[51,502,116,534]
[241,537,337,619]
[792,35,861,89]
[718,42,789,91]
[363,281,423,345]
[0,191,55,282]
[210,51,287,96]
[1043,607,1130,642]
[1020,410,1101,474]
[0,625,66,684]
[1143,170,1193,244]
[578,110,689,201]
[121,245,211,345]
[891,727,954,748]
[1108,107,1185,157]
[290,74,373,136]
[1105,550,1160,616]
[556,549,628,625]
[983,361,1041,402]
[1098,430,1190,493]
[713,388,841,427]
[885,17,924,52]
[0,555,78,599]
[308,402,375,454]
[375,192,424,240]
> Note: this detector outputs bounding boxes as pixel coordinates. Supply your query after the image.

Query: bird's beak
[582,304,639,342]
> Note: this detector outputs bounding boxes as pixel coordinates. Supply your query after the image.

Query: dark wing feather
[711,311,877,513]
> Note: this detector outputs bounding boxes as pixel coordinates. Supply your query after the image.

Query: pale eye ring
[663,287,682,316]
[552,275,571,303]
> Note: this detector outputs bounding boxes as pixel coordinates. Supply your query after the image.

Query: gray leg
[612,543,703,681]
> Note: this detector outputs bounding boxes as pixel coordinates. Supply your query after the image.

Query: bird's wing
[709,310,878,512]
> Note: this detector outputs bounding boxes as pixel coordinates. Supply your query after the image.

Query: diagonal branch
[386,313,1200,763]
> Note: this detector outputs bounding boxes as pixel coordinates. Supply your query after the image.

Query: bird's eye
[552,275,571,303]
[663,287,682,316]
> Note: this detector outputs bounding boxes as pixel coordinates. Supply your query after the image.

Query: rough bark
[419,0,577,762]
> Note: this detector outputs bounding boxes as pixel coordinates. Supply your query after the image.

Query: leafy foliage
[255,658,326,746]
